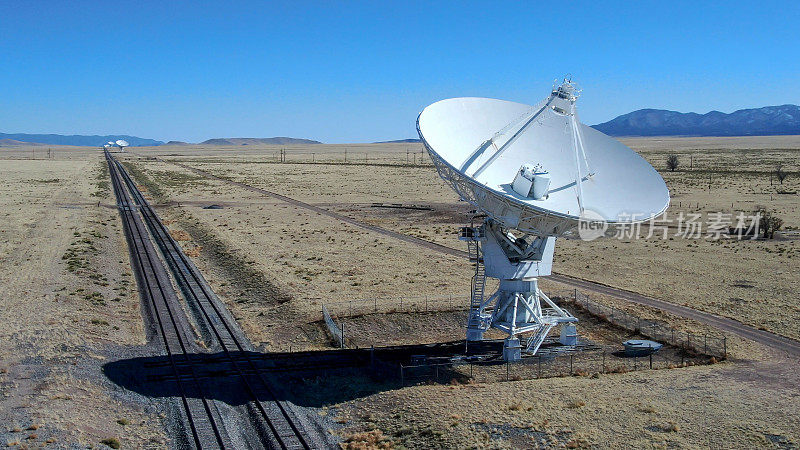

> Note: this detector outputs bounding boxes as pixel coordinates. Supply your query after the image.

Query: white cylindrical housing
[531,171,550,200]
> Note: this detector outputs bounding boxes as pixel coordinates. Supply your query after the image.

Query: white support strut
[463,218,577,361]
[466,96,556,179]
[569,114,586,214]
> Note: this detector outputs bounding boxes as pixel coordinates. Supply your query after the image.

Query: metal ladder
[468,239,485,310]
[462,225,489,333]
[525,323,555,354]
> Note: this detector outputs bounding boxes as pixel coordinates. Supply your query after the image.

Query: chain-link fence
[568,289,727,358]
[323,294,466,319]
[267,148,433,166]
[399,347,710,387]
[321,289,727,384]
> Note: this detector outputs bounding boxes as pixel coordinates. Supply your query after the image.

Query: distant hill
[0,132,164,147]
[375,138,421,143]
[164,140,190,145]
[200,137,322,145]
[592,105,800,137]
[0,138,44,146]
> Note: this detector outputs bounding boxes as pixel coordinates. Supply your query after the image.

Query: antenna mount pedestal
[463,218,577,361]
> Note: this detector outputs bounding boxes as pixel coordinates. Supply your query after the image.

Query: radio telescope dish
[115,140,129,152]
[418,85,668,235]
[417,78,669,360]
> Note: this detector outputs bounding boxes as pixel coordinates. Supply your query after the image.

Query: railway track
[106,151,320,449]
[106,151,229,448]
[149,157,800,358]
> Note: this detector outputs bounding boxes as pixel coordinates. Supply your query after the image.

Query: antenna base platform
[465,218,578,360]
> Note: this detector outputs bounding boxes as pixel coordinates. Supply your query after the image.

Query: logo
[578,209,608,241]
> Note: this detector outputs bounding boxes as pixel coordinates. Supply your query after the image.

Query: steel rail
[112,155,313,449]
[106,151,227,449]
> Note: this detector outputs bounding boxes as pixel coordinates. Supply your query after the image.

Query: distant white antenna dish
[417,78,669,360]
[115,139,129,152]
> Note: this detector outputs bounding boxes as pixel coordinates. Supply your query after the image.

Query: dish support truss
[461,219,577,361]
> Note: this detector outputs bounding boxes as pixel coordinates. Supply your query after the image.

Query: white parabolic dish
[417,96,669,235]
[115,139,129,147]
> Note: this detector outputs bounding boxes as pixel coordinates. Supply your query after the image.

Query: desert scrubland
[114,137,799,448]
[130,137,800,343]
[1,135,798,448]
[0,148,166,448]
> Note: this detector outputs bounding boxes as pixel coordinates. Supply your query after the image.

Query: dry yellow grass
[338,356,798,448]
[4,137,795,448]
[116,138,799,448]
[116,155,471,351]
[0,147,167,447]
[125,138,800,341]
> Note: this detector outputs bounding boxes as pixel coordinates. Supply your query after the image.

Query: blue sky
[1,1,798,143]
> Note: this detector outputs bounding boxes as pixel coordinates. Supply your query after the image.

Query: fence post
[723,336,727,357]
[649,354,653,369]
[349,300,352,317]
[340,322,345,348]
[425,296,428,312]
[470,362,473,379]
[704,335,708,355]
[602,351,606,374]
[374,298,377,313]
